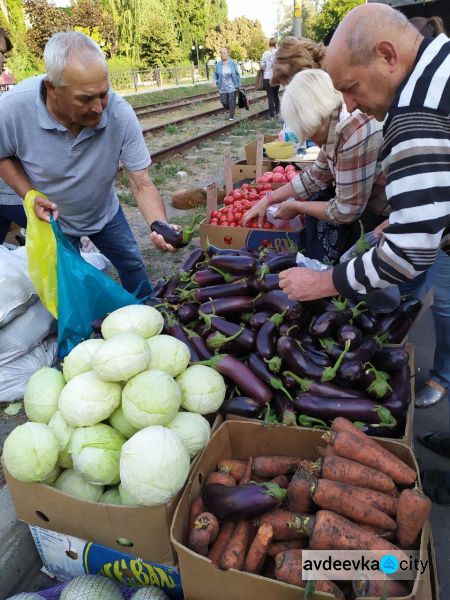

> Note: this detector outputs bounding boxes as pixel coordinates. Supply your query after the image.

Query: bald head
[325,3,423,121]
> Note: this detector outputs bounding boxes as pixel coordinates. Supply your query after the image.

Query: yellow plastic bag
[24,190,58,317]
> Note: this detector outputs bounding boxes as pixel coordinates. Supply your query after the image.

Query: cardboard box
[200,183,303,251]
[245,135,277,165]
[5,415,223,566]
[171,420,430,600]
[29,525,182,599]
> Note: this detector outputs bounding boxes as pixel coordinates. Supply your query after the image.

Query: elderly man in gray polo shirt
[0,31,175,298]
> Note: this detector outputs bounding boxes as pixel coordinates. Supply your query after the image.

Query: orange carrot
[318,477,398,516]
[318,445,338,458]
[207,521,235,567]
[316,581,345,600]
[267,539,307,558]
[239,456,253,486]
[287,470,314,513]
[255,510,308,541]
[396,488,432,549]
[353,579,411,597]
[270,475,290,488]
[189,495,206,530]
[311,479,396,529]
[321,454,396,493]
[188,512,219,556]
[253,456,312,478]
[205,472,236,487]
[274,549,305,586]
[220,519,250,570]
[218,459,247,482]
[324,430,417,485]
[243,523,273,574]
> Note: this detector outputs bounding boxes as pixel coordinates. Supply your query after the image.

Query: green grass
[117,190,136,207]
[150,161,190,187]
[124,75,256,108]
[165,124,178,134]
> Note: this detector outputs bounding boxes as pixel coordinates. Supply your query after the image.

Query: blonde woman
[243,69,389,263]
[270,36,326,87]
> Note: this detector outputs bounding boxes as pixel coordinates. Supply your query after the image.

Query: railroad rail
[149,106,269,163]
[141,92,267,135]
[133,84,255,118]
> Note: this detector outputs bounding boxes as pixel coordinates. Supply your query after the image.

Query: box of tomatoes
[199,174,304,252]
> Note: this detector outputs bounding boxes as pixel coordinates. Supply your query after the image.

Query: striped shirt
[333,35,450,296]
[291,105,389,224]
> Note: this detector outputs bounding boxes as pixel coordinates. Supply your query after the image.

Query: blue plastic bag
[51,217,140,357]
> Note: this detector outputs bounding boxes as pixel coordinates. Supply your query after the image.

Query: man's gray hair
[346,8,410,64]
[44,30,107,86]
[280,69,343,144]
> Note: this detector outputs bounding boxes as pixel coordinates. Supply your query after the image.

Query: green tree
[71,0,117,55]
[275,0,320,41]
[205,16,267,61]
[312,0,365,42]
[24,0,71,57]
[139,0,181,67]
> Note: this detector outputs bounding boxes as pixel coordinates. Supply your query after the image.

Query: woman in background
[260,37,279,117]
[213,47,241,121]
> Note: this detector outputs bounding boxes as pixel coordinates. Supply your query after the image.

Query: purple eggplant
[301,343,331,367]
[303,299,336,315]
[373,347,409,372]
[192,269,226,286]
[273,392,297,426]
[293,394,395,425]
[321,336,380,363]
[356,312,379,335]
[177,303,199,324]
[198,354,272,406]
[249,311,273,331]
[206,245,240,258]
[179,248,205,273]
[337,360,364,387]
[338,324,362,350]
[264,253,297,273]
[219,396,265,419]
[256,312,285,359]
[203,482,287,520]
[283,370,366,399]
[209,255,258,277]
[150,214,202,248]
[162,276,180,300]
[187,330,212,361]
[311,310,350,339]
[386,318,412,343]
[383,364,411,415]
[277,336,323,379]
[202,317,255,353]
[247,353,294,400]
[200,296,254,316]
[377,298,420,336]
[152,278,168,298]
[257,273,281,292]
[189,281,250,303]
[254,290,303,322]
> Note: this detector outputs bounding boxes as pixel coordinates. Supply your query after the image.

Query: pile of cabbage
[3,305,226,507]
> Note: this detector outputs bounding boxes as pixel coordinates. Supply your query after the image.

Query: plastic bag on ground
[0,336,58,403]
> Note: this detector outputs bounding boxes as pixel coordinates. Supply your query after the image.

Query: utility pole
[293,0,302,38]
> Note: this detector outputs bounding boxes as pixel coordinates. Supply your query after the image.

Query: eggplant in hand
[150,214,202,248]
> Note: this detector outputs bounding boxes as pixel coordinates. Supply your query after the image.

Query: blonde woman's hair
[280,69,342,144]
[271,36,326,86]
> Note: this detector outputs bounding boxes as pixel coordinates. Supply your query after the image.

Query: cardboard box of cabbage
[2,304,224,572]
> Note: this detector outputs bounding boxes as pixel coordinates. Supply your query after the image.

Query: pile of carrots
[187,417,431,599]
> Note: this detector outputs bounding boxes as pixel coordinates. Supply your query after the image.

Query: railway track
[149,106,269,163]
[141,92,267,135]
[133,84,255,118]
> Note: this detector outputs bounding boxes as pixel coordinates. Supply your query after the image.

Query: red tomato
[263,222,272,229]
[234,201,244,210]
[257,176,266,184]
[242,183,251,190]
[285,164,296,172]
[272,173,285,183]
[234,212,243,221]
[228,222,236,227]
[226,213,235,223]
[263,183,272,190]
[219,215,227,223]
[286,171,297,182]
[256,184,264,193]
[211,210,220,219]
[265,172,273,182]
[243,200,252,210]
[223,196,233,206]
[248,192,259,201]
[210,219,218,225]
[273,166,285,174]
[232,190,243,200]
[252,222,260,228]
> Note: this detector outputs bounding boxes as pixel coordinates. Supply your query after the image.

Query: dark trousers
[0,203,27,243]
[219,91,237,118]
[263,80,280,116]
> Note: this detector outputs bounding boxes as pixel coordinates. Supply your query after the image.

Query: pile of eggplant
[149,246,421,438]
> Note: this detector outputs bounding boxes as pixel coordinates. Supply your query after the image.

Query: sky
[227,0,286,37]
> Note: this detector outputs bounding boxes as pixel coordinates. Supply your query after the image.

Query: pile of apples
[256,164,299,186]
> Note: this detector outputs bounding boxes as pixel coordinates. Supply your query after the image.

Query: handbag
[238,88,250,111]
[255,69,264,91]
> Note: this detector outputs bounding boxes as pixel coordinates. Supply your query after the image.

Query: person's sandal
[415,380,447,408]
[422,469,450,506]
[418,431,450,458]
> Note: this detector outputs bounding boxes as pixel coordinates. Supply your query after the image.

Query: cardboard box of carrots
[171,420,434,600]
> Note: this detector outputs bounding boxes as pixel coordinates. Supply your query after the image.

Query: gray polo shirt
[0,89,21,206]
[0,75,151,235]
